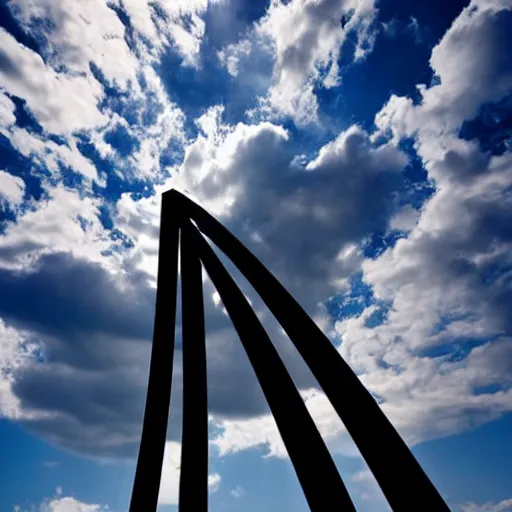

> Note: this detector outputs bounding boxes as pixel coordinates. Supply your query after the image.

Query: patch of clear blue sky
[413,413,512,506]
[460,93,512,155]
[0,420,134,511]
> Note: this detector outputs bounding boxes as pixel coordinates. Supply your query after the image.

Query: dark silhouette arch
[129,189,449,511]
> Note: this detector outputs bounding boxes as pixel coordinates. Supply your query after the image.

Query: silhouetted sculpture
[129,189,449,511]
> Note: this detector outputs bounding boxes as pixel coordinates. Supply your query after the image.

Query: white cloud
[167,113,406,307]
[1,0,511,481]
[254,0,378,124]
[208,473,222,492]
[0,91,16,127]
[323,0,512,450]
[158,441,181,505]
[211,412,284,457]
[218,39,252,77]
[0,170,25,207]
[124,67,185,180]
[15,491,108,512]
[424,0,512,129]
[10,0,210,70]
[44,498,101,512]
[114,190,162,279]
[5,128,98,181]
[375,0,512,139]
[333,143,512,445]
[211,0,512,458]
[211,388,356,457]
[364,0,512,358]
[0,1,186,184]
[114,0,209,66]
[9,0,139,88]
[0,318,38,420]
[0,185,115,271]
[167,13,206,67]
[0,28,107,134]
[389,204,419,232]
[460,499,512,512]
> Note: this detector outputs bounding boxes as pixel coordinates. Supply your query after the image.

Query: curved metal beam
[179,219,208,511]
[129,193,180,512]
[185,219,356,511]
[168,189,449,512]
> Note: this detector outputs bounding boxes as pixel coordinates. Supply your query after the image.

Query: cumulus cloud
[0,28,107,134]
[329,0,512,449]
[0,318,38,420]
[254,0,378,124]
[5,128,99,181]
[0,252,154,341]
[0,186,115,270]
[0,179,160,456]
[375,0,512,139]
[8,0,139,88]
[0,247,162,456]
[0,170,25,208]
[389,204,419,232]
[15,489,108,512]
[208,473,222,492]
[209,0,512,457]
[40,497,106,512]
[363,0,512,354]
[111,0,209,66]
[0,1,186,186]
[211,387,355,457]
[217,39,252,77]
[119,103,407,302]
[0,0,511,488]
[0,97,409,457]
[0,91,16,127]
[170,108,406,307]
[362,147,512,346]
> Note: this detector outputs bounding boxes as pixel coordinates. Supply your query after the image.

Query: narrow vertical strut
[129,194,180,512]
[179,219,208,511]
[186,221,356,512]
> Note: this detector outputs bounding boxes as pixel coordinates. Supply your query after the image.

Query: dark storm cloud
[0,252,155,341]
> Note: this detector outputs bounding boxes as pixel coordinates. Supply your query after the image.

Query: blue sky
[0,0,511,510]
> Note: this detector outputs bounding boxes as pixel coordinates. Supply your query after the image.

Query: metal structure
[129,189,449,511]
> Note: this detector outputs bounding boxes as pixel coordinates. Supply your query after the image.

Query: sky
[0,0,511,510]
